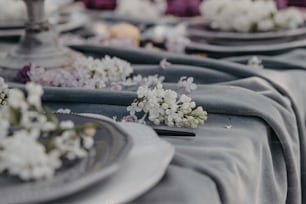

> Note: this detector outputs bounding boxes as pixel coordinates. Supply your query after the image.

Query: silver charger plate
[0,113,132,204]
[187,19,306,41]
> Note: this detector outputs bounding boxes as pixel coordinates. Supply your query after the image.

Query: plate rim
[187,20,306,40]
[187,38,306,54]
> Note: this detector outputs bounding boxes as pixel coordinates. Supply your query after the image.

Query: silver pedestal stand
[0,0,79,80]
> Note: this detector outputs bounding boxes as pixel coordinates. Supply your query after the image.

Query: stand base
[0,48,79,81]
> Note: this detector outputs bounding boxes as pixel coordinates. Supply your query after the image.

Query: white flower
[126,83,207,128]
[200,0,303,32]
[56,109,72,114]
[73,56,133,85]
[83,136,94,149]
[160,58,172,69]
[248,56,263,68]
[60,120,74,129]
[26,82,43,110]
[7,89,28,110]
[20,111,47,130]
[257,19,275,32]
[166,36,190,54]
[0,77,8,105]
[0,130,61,181]
[55,130,87,160]
[0,82,97,181]
[111,82,123,91]
[0,118,9,140]
[177,77,197,93]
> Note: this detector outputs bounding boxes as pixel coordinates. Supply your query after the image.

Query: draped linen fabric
[9,48,306,204]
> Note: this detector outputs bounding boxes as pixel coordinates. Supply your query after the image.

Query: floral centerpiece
[200,0,304,32]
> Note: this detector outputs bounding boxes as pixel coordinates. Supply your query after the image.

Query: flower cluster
[73,55,133,83]
[0,83,97,181]
[17,56,133,89]
[115,0,166,20]
[200,0,304,32]
[0,77,8,105]
[127,83,207,128]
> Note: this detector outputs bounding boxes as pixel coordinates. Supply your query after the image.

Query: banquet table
[8,47,306,204]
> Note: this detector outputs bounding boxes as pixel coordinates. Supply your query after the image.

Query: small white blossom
[20,111,47,130]
[56,109,72,114]
[160,58,172,69]
[177,77,198,93]
[166,36,190,54]
[0,77,8,105]
[26,82,43,110]
[248,56,263,68]
[111,83,123,91]
[7,89,28,110]
[60,120,74,129]
[54,130,93,160]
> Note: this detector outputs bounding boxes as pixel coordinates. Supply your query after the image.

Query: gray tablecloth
[9,47,306,204]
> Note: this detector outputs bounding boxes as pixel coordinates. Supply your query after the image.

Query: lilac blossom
[166,36,190,54]
[160,58,172,69]
[177,77,197,93]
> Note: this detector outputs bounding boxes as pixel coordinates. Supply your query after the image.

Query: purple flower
[82,0,117,10]
[16,64,31,83]
[165,0,202,17]
[275,0,288,9]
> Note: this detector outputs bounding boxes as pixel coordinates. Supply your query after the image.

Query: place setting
[139,0,306,58]
[0,1,191,203]
[185,0,306,57]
